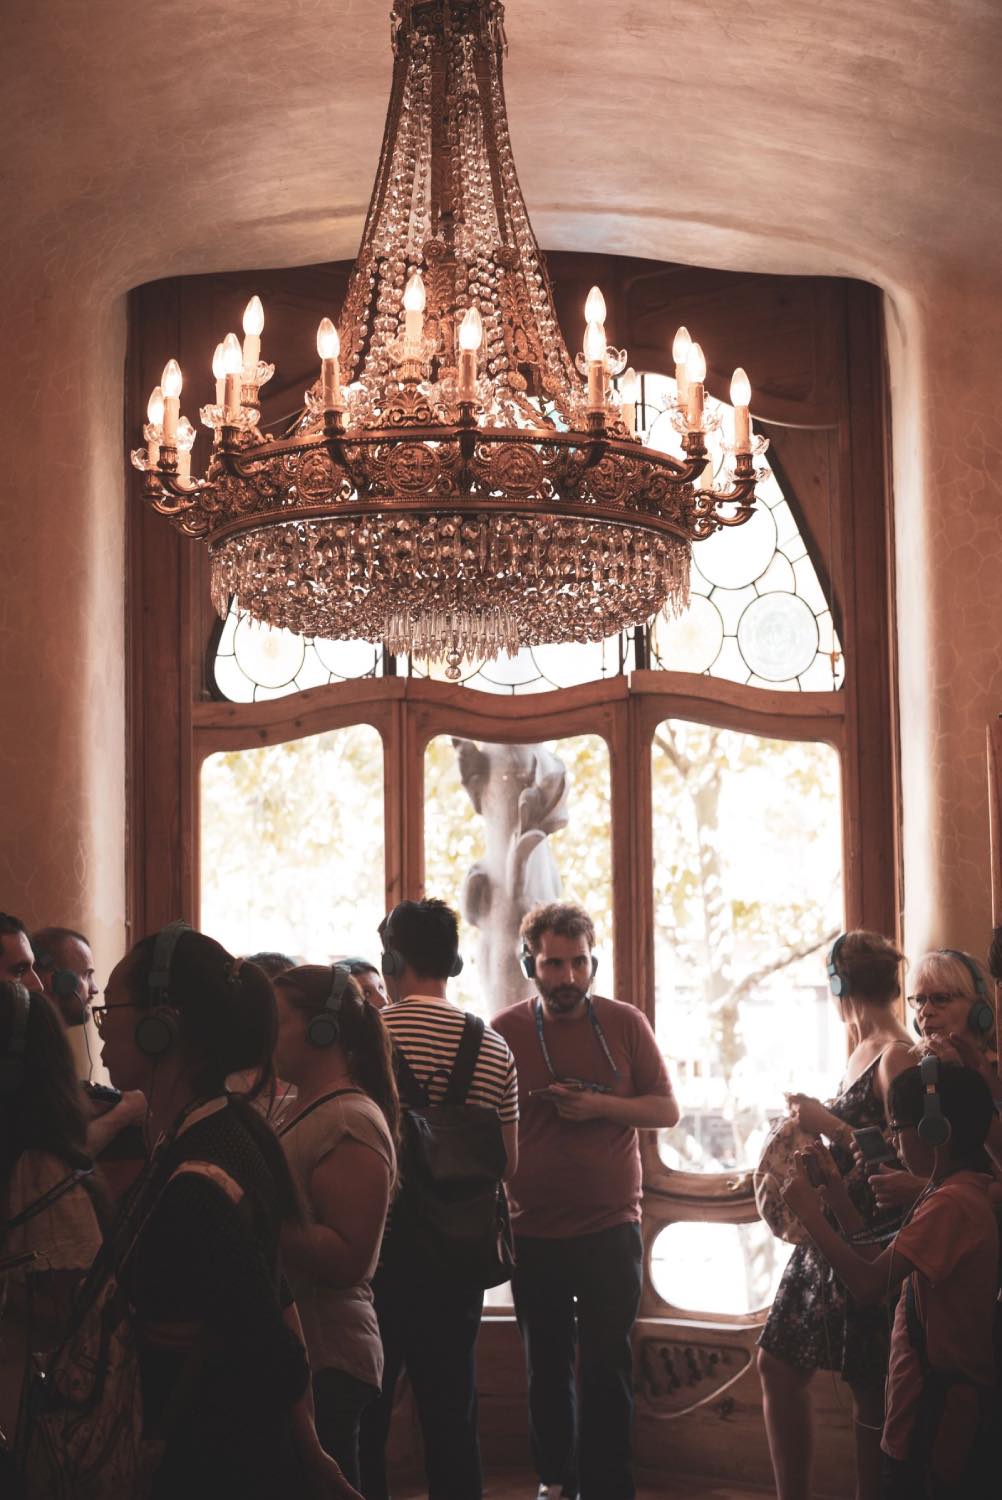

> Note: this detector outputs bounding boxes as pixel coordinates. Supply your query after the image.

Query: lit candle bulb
[620,366,639,436]
[221,333,243,422]
[584,285,607,325]
[685,341,706,428]
[584,320,607,411]
[242,296,264,377]
[175,416,196,482]
[146,385,164,466]
[673,326,692,406]
[730,367,752,452]
[403,271,426,354]
[212,342,226,406]
[161,360,182,444]
[457,306,483,402]
[316,318,342,410]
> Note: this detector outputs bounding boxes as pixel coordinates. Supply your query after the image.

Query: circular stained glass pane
[313,636,380,678]
[694,501,777,589]
[652,594,724,674]
[737,592,818,682]
[233,616,306,689]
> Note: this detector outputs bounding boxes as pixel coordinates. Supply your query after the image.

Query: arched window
[130,255,895,1409]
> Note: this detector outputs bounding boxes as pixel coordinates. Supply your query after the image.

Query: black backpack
[386,1013,515,1290]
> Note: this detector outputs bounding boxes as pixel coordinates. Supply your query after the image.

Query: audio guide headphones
[50,967,87,1026]
[307,964,352,1047]
[135,920,190,1058]
[0,983,31,1094]
[520,944,599,983]
[917,1053,952,1147]
[826,933,848,998]
[939,949,995,1037]
[380,906,464,980]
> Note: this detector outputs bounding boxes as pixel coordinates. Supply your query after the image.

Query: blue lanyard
[533,997,620,1085]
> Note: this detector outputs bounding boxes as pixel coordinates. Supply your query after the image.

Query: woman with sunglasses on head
[91,927,361,1500]
[271,965,398,1491]
[871,948,1002,1212]
[0,981,103,1467]
[757,931,915,1500]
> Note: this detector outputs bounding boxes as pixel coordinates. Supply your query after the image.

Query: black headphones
[917,1053,952,1147]
[0,983,31,1094]
[135,920,190,1058]
[826,932,848,998]
[520,943,599,983]
[380,906,463,980]
[939,948,995,1037]
[307,964,352,1048]
[49,967,87,1026]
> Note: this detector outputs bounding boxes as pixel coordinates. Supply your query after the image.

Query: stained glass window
[212,603,383,703]
[638,372,844,691]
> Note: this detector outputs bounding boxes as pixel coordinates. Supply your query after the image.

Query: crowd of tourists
[0,903,999,1500]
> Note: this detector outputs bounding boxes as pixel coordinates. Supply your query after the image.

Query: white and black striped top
[382,996,519,1123]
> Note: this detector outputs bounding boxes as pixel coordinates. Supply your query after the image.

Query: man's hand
[781,1152,826,1226]
[544,1084,607,1121]
[869,1165,925,1212]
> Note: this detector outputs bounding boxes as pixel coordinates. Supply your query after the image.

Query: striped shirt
[382,996,519,1123]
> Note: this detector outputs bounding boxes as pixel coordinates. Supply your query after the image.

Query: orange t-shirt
[492,996,672,1239]
[882,1171,998,1479]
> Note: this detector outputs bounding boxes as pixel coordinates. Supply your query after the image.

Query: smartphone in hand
[852,1125,897,1167]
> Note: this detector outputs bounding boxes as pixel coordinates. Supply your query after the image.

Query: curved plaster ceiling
[4,0,1000,301]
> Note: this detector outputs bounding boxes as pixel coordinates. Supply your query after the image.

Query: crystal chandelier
[134,0,766,679]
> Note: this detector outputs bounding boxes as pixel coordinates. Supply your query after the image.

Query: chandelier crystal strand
[136,0,765,679]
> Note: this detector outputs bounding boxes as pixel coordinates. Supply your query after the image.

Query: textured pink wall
[889,280,1002,963]
[0,275,127,984]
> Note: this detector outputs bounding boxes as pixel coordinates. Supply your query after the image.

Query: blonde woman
[872,947,1002,1210]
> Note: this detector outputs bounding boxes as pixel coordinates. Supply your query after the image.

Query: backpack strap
[443,1014,485,1106]
[393,1041,430,1110]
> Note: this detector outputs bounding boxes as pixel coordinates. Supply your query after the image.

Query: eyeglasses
[90,1003,138,1033]
[906,992,961,1010]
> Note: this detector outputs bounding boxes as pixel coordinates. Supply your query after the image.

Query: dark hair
[30,926,89,974]
[244,951,298,980]
[888,1062,995,1167]
[123,929,300,1223]
[337,956,380,978]
[379,899,460,981]
[833,930,904,1005]
[520,901,596,953]
[275,966,400,1145]
[0,913,28,940]
[0,981,91,1207]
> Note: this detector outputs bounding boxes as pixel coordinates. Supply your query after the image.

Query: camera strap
[533,997,620,1086]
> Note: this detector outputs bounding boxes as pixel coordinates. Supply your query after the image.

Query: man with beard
[492,902,679,1500]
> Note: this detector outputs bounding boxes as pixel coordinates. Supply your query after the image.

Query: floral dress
[758,1052,897,1386]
